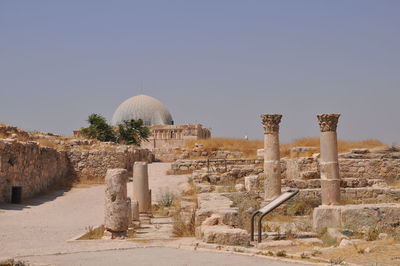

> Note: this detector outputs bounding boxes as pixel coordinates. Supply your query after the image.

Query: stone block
[202,214,222,226]
[235,184,245,192]
[199,225,249,246]
[245,175,258,191]
[300,170,320,180]
[312,206,342,231]
[257,240,294,249]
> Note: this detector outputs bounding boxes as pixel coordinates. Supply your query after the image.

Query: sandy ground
[0,163,301,266]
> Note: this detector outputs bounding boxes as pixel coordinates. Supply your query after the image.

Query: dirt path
[0,163,301,266]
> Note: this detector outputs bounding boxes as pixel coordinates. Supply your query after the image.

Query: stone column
[261,114,282,201]
[132,162,151,214]
[131,200,140,221]
[317,113,341,205]
[104,169,129,238]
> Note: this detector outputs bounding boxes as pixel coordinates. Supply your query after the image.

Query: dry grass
[78,225,105,240]
[172,210,196,237]
[35,138,58,148]
[186,138,263,158]
[0,132,30,142]
[228,193,261,231]
[319,239,400,265]
[186,138,386,158]
[170,196,196,237]
[281,138,386,158]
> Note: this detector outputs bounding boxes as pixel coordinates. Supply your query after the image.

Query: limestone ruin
[104,169,130,239]
[1,108,400,266]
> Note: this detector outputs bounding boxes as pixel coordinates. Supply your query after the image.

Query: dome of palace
[111,94,174,126]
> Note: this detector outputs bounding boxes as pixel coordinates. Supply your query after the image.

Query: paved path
[0,163,302,265]
[23,248,299,266]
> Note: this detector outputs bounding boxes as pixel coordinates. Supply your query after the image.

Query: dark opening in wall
[11,186,22,204]
[8,156,17,166]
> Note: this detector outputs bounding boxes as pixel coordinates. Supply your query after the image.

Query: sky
[1,1,399,144]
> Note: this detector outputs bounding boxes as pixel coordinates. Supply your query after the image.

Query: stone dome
[111,94,174,126]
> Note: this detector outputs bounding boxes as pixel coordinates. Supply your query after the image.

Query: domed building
[111,94,174,126]
[111,94,211,160]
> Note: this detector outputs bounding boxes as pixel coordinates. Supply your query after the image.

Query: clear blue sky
[1,1,399,144]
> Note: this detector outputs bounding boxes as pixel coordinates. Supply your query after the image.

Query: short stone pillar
[131,200,140,221]
[317,113,341,205]
[104,169,129,238]
[132,162,151,214]
[261,114,282,201]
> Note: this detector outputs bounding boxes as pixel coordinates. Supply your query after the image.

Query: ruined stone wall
[0,125,30,140]
[0,139,70,203]
[141,124,211,161]
[283,157,319,180]
[283,149,400,182]
[339,158,400,182]
[296,188,400,204]
[171,158,263,174]
[142,139,186,150]
[0,133,153,203]
[67,146,152,181]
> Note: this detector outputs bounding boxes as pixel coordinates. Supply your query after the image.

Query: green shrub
[116,119,150,145]
[276,250,287,257]
[329,257,345,265]
[80,114,116,142]
[80,114,149,145]
[158,191,176,207]
[366,227,379,241]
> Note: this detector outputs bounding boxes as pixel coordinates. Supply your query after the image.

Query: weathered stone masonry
[0,138,152,203]
[0,139,70,203]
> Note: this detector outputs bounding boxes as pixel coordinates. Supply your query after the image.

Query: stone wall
[313,203,400,232]
[283,149,400,183]
[171,158,263,174]
[296,188,400,204]
[0,139,70,203]
[141,124,211,161]
[339,158,400,182]
[67,147,151,180]
[0,127,153,203]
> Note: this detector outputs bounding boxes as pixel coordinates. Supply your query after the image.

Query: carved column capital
[317,114,340,132]
[261,114,282,134]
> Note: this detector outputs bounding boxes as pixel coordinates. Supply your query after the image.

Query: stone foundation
[313,203,400,232]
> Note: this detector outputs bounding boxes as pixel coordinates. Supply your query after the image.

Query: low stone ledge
[313,203,400,232]
[197,225,249,246]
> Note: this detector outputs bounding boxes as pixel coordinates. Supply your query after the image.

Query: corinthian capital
[261,114,282,134]
[317,113,340,132]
